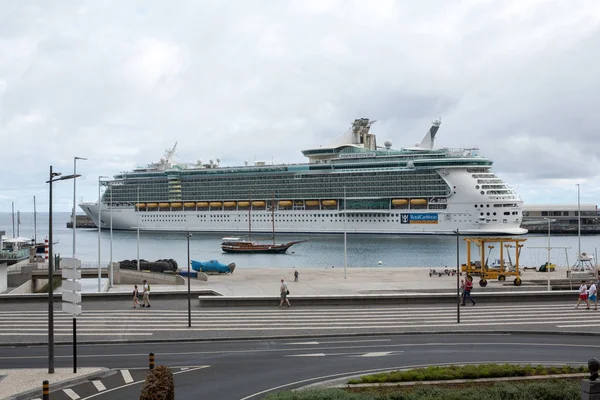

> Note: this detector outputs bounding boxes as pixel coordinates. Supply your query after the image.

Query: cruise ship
[80,118,527,235]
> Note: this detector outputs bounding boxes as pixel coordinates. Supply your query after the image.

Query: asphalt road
[2,333,598,399]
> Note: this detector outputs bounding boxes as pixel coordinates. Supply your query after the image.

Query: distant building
[522,204,600,233]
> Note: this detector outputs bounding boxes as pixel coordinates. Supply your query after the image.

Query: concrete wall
[0,263,7,293]
[119,269,185,285]
[10,279,33,294]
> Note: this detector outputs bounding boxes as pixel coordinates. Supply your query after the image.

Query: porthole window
[474,205,478,208]
[475,185,480,189]
[480,191,485,195]
[486,204,490,208]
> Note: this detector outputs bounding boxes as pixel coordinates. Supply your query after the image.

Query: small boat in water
[191,259,236,274]
[221,237,306,254]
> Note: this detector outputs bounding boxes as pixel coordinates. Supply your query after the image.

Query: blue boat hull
[191,260,236,274]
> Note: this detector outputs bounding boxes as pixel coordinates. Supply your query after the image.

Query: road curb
[295,368,587,391]
[0,329,598,348]
[7,368,114,400]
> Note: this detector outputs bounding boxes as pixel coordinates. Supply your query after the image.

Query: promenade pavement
[107,265,574,296]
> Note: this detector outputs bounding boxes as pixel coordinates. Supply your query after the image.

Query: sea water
[1,212,599,269]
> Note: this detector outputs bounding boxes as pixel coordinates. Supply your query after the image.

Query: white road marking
[63,388,81,399]
[360,352,392,357]
[92,380,106,391]
[121,369,133,383]
[80,366,209,400]
[288,353,326,357]
[238,359,582,400]
[286,341,320,345]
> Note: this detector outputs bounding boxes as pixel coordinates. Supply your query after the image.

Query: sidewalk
[1,367,108,400]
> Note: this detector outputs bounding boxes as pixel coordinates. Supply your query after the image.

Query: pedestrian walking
[461,277,476,306]
[142,280,151,308]
[588,280,598,310]
[294,270,299,282]
[132,285,141,309]
[279,278,291,308]
[576,281,590,309]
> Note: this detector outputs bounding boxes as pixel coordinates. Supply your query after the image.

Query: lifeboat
[171,202,182,208]
[183,202,196,208]
[410,199,427,206]
[159,202,170,208]
[135,203,146,209]
[252,201,266,207]
[237,201,250,207]
[147,203,158,209]
[223,201,237,208]
[322,200,337,207]
[209,201,222,208]
[197,202,209,208]
[306,200,319,207]
[278,200,292,207]
[392,199,408,206]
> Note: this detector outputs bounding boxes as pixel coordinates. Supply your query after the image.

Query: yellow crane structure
[461,237,528,287]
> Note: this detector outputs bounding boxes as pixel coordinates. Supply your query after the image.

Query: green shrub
[139,365,174,400]
[354,363,585,384]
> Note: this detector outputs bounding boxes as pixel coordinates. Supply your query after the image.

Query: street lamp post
[137,187,140,271]
[187,232,192,328]
[543,218,554,291]
[109,182,113,288]
[455,229,460,324]
[72,157,87,258]
[47,166,81,374]
[343,186,347,279]
[98,176,108,292]
[577,183,581,259]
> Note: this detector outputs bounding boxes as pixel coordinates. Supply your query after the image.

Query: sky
[1,0,600,213]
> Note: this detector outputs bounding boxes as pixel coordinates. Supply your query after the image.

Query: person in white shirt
[576,281,590,309]
[142,280,151,308]
[279,279,291,308]
[588,281,598,310]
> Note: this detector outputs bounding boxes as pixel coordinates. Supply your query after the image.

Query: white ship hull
[81,203,526,235]
[81,169,526,235]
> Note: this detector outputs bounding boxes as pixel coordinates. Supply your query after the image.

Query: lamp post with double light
[47,166,81,374]
[72,157,87,258]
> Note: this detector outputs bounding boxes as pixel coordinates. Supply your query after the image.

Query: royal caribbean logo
[400,213,439,224]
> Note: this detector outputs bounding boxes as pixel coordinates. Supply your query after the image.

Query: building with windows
[522,204,600,234]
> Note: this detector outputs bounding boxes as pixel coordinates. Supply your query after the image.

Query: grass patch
[348,363,586,384]
[263,380,581,400]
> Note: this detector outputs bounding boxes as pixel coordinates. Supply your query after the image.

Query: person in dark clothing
[294,270,299,282]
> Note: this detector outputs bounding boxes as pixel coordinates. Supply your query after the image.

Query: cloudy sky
[1,0,599,213]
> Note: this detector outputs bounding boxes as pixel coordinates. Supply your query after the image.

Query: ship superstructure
[80,119,526,235]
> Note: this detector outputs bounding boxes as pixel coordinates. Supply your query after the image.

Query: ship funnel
[416,118,441,150]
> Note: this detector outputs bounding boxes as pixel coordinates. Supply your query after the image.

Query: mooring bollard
[42,380,50,400]
[149,352,155,370]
